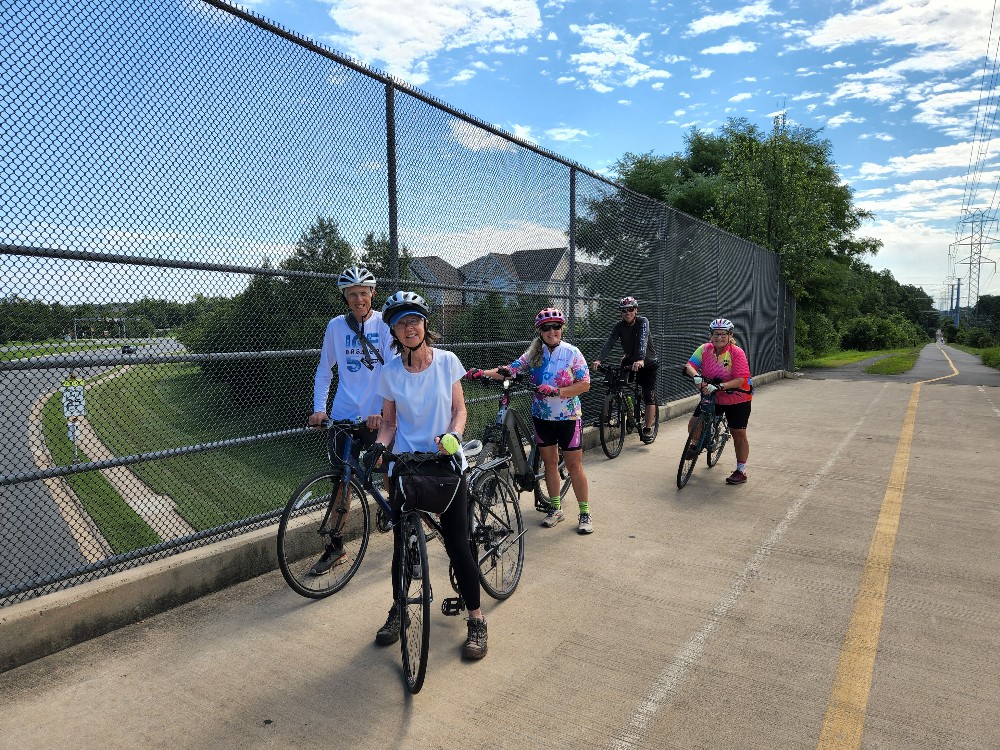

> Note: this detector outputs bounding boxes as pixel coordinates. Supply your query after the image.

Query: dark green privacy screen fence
[0,0,794,605]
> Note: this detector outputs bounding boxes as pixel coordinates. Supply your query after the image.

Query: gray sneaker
[462,618,488,660]
[308,540,346,576]
[577,513,594,534]
[541,508,565,527]
[375,606,400,646]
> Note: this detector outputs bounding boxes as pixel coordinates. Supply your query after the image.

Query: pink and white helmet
[709,317,734,332]
[534,307,566,329]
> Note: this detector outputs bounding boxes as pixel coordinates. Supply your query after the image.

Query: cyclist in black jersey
[592,296,659,438]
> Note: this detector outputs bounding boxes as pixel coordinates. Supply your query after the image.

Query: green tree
[358,230,413,282]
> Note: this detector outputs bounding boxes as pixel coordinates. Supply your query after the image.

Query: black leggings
[390,474,481,612]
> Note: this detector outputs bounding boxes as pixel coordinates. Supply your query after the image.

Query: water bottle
[409,534,421,579]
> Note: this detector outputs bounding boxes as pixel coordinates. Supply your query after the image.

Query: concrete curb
[0,369,790,673]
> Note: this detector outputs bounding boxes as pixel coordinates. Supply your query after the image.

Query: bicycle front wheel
[599,393,626,459]
[532,444,572,512]
[399,513,431,694]
[676,426,705,489]
[469,469,525,599]
[706,416,730,467]
[277,471,371,598]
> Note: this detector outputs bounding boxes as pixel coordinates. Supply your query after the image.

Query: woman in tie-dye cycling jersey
[475,307,594,534]
[683,317,754,485]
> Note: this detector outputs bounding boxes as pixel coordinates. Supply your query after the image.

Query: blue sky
[234,0,1000,307]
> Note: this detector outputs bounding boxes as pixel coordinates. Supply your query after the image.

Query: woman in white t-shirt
[370,292,488,661]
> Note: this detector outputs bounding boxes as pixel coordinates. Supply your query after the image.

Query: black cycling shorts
[532,417,583,452]
[693,400,751,430]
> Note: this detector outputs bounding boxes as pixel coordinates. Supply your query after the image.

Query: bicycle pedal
[441,597,466,616]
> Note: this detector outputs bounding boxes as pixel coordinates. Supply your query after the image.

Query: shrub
[980,347,1000,369]
[840,313,927,350]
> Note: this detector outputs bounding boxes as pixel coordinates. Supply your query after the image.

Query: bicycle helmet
[619,296,638,310]
[709,318,734,332]
[534,307,566,329]
[337,266,377,291]
[382,291,431,328]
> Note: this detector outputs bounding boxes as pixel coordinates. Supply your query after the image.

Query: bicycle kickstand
[441,596,466,616]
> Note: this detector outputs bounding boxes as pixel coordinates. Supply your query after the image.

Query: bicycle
[465,367,572,513]
[596,363,659,459]
[276,419,524,599]
[382,444,525,693]
[675,380,751,489]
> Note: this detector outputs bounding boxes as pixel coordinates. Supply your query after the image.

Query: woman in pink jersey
[683,318,753,485]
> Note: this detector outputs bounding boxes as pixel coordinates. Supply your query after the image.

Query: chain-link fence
[0,0,793,606]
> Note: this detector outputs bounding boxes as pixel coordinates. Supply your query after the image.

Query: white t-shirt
[377,348,466,454]
[313,312,394,419]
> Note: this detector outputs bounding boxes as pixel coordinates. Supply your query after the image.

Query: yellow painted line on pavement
[817,349,959,749]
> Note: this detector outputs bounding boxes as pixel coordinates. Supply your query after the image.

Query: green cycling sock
[578,501,589,514]
[549,495,560,510]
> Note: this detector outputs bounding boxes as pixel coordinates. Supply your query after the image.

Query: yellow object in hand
[440,433,460,455]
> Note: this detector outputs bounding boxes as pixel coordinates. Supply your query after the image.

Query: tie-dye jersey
[687,342,753,406]
[509,341,590,420]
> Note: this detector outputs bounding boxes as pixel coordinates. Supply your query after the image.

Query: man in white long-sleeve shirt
[306,265,394,573]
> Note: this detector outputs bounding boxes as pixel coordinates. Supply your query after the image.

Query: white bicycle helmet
[709,318,734,332]
[382,291,431,328]
[337,266,377,291]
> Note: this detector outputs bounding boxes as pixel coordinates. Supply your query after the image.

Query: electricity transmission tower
[951,209,999,311]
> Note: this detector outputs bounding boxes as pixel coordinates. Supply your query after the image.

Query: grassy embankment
[44,363,327,547]
[796,346,925,375]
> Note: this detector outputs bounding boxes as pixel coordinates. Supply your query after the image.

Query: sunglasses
[621,307,637,313]
[538,323,563,333]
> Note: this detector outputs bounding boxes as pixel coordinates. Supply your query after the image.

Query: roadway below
[0,347,997,749]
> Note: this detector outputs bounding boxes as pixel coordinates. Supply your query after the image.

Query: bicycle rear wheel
[398,513,431,694]
[468,469,525,599]
[277,471,371,598]
[532,444,572,512]
[676,425,706,489]
[706,416,730,467]
[599,393,626,459]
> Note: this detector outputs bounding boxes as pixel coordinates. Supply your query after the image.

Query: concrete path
[1,371,997,749]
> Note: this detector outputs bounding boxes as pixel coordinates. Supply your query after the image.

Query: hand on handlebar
[703,383,718,394]
[465,368,484,380]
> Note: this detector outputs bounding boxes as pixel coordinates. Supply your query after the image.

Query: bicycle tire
[468,469,525,599]
[277,471,371,599]
[599,392,626,459]
[532,444,572,511]
[399,513,431,694]
[706,415,730,467]
[676,424,706,489]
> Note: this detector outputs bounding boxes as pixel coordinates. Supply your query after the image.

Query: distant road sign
[61,379,86,417]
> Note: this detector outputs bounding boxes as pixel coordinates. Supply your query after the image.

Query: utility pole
[954,278,961,327]
[952,209,998,310]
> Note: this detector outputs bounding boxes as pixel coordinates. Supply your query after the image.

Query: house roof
[413,255,465,287]
[459,247,570,284]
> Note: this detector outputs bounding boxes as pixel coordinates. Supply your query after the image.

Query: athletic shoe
[541,508,565,527]
[462,618,488,660]
[375,606,400,646]
[577,513,594,534]
[308,540,346,575]
[642,426,653,437]
[726,470,748,485]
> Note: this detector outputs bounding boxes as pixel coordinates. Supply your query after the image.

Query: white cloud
[449,69,477,83]
[826,111,865,128]
[405,220,568,258]
[856,141,999,179]
[545,126,590,142]
[567,23,673,92]
[791,90,822,101]
[691,66,713,79]
[827,80,902,105]
[448,118,514,152]
[556,76,575,84]
[547,31,558,41]
[320,0,542,85]
[859,132,895,142]
[700,38,758,55]
[729,92,752,102]
[687,0,778,36]
[651,82,665,90]
[618,99,632,105]
[510,123,537,143]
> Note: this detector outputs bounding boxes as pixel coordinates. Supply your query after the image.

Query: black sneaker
[376,606,400,646]
[308,540,346,576]
[462,618,488,660]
